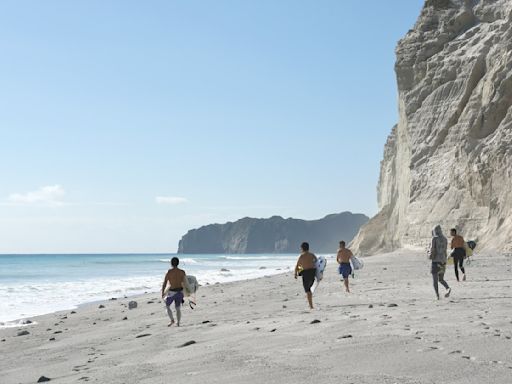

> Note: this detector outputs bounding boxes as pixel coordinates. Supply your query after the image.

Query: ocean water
[0,253,299,326]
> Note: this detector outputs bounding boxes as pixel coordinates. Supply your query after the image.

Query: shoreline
[2,250,512,384]
[0,268,295,329]
[0,253,305,326]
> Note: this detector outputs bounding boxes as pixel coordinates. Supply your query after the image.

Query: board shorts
[165,290,184,308]
[301,268,316,293]
[431,262,446,275]
[338,263,352,279]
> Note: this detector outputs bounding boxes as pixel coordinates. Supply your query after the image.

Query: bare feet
[167,321,175,327]
[445,288,451,298]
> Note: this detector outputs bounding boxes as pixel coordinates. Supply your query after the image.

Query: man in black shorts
[294,242,317,309]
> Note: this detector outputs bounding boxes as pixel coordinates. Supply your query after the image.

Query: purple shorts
[165,291,184,308]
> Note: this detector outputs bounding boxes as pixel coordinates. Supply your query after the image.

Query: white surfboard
[312,256,327,294]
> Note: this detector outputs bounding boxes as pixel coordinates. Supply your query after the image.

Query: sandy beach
[2,250,512,384]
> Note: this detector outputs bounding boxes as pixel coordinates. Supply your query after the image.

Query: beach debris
[202,320,211,324]
[37,376,51,382]
[387,303,398,307]
[368,304,374,308]
[17,330,30,336]
[128,301,138,310]
[178,340,196,348]
[70,311,77,314]
[49,338,55,341]
[98,305,105,309]
[147,301,154,304]
[53,331,62,334]
[270,328,276,332]
[310,319,321,324]
[122,317,128,321]
[135,333,151,338]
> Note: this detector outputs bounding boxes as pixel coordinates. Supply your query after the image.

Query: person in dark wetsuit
[450,228,466,282]
[294,242,317,310]
[429,225,451,300]
[161,257,187,327]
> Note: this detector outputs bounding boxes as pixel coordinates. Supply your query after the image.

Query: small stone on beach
[37,376,51,382]
[128,301,138,309]
[338,335,353,339]
[98,305,105,309]
[310,320,321,324]
[17,330,30,336]
[179,340,196,348]
[135,333,151,338]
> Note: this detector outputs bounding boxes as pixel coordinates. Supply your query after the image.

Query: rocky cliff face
[352,0,512,254]
[178,212,369,254]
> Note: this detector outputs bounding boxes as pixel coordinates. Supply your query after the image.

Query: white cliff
[352,0,512,254]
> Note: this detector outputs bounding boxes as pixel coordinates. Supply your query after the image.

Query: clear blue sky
[0,0,424,253]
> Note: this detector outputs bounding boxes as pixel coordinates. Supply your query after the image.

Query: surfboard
[184,275,199,297]
[350,255,364,270]
[315,256,327,281]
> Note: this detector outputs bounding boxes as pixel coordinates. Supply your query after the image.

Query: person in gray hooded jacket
[429,225,451,300]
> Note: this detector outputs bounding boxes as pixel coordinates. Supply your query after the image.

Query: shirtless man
[450,228,466,282]
[337,241,353,293]
[161,257,186,327]
[294,242,317,310]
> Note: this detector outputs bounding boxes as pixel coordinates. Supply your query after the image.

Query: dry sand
[1,250,512,384]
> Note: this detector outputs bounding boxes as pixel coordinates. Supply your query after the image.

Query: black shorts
[301,268,316,293]
[452,247,466,260]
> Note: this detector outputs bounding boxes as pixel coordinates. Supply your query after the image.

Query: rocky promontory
[178,212,369,254]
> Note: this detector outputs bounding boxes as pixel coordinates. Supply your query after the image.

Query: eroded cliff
[352,0,512,254]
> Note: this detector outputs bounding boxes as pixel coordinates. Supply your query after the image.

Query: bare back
[337,248,353,264]
[165,268,186,290]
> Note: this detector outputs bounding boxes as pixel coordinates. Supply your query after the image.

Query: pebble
[310,319,321,324]
[17,330,30,336]
[37,376,51,382]
[128,301,138,310]
[135,334,151,338]
[179,340,196,348]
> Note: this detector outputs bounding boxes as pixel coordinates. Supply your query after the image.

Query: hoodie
[429,225,448,263]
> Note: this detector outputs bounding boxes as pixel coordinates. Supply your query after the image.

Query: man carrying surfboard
[294,242,317,310]
[450,228,466,282]
[337,241,353,293]
[161,257,187,327]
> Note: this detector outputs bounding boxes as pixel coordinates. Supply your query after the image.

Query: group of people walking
[161,227,471,327]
